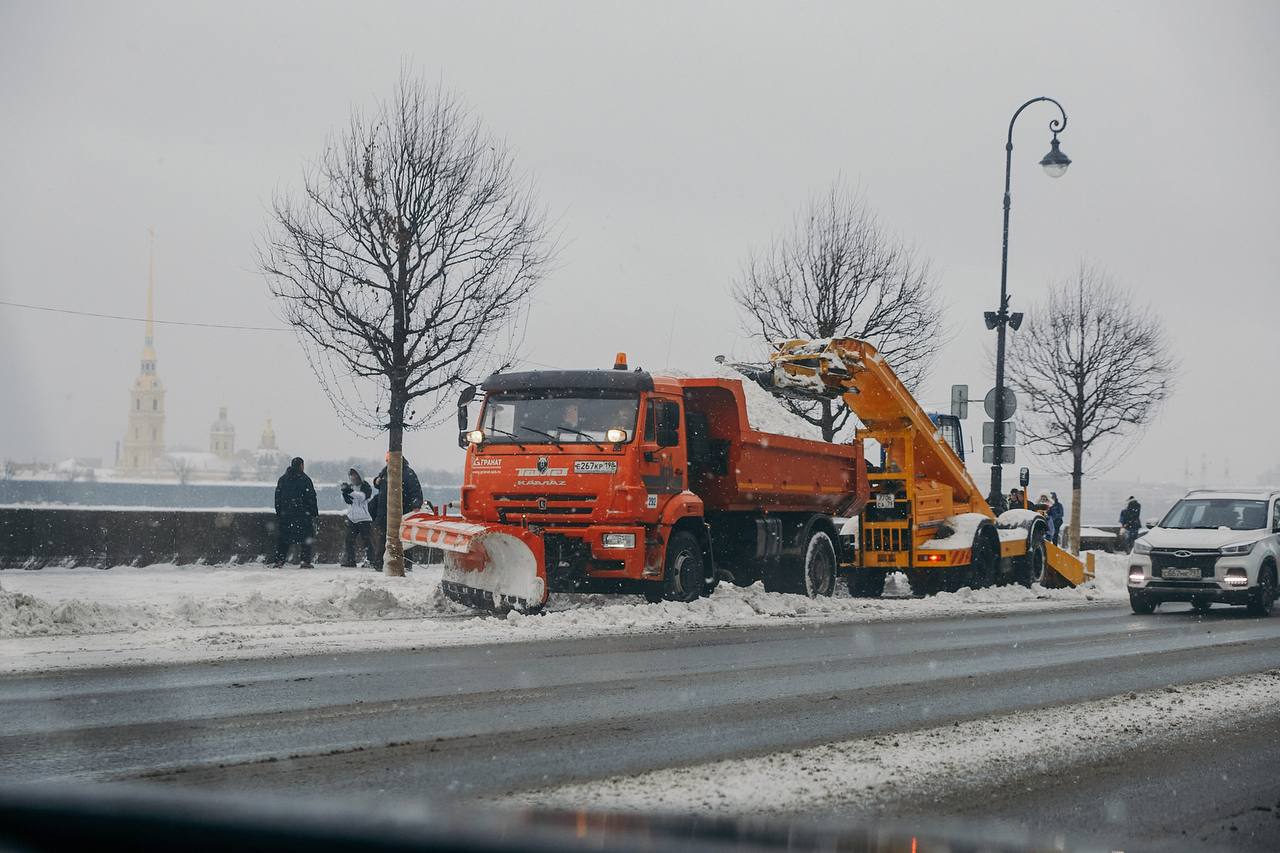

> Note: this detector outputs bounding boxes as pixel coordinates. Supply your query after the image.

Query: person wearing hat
[1048,492,1065,545]
[1119,496,1143,550]
[370,452,424,572]
[272,457,319,568]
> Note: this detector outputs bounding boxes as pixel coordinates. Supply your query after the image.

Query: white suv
[1127,488,1279,616]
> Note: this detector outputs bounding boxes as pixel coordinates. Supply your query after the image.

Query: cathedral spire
[146,227,155,347]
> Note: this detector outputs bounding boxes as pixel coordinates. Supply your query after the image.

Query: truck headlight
[466,429,485,445]
[1128,566,1145,583]
[1132,538,1152,555]
[605,428,628,443]
[1220,541,1258,556]
[601,533,635,549]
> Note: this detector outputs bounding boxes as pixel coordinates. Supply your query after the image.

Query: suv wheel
[1247,563,1276,617]
[1129,591,1156,615]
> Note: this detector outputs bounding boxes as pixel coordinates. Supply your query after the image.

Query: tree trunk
[820,399,835,443]
[1067,447,1084,556]
[383,392,407,578]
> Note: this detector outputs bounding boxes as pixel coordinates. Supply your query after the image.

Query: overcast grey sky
[1,0,1277,483]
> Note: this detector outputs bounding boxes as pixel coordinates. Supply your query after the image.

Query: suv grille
[1150,549,1218,579]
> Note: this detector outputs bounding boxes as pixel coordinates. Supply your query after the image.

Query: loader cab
[927,413,966,464]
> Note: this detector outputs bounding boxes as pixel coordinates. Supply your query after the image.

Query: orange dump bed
[674,378,868,517]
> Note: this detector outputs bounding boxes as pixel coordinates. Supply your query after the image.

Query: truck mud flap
[400,513,548,613]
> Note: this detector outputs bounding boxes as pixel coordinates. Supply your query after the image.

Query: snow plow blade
[1043,541,1093,588]
[400,512,548,613]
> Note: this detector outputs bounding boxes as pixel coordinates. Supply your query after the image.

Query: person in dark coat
[273,457,319,568]
[371,455,424,572]
[1048,492,1066,545]
[340,467,375,568]
[1119,496,1143,551]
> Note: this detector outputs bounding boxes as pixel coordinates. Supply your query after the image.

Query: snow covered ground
[0,554,1128,674]
[508,669,1280,815]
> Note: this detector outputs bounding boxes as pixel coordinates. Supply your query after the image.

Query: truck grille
[1150,549,1218,579]
[864,526,910,552]
[494,493,597,523]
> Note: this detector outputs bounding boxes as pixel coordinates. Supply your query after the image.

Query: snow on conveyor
[0,555,1129,673]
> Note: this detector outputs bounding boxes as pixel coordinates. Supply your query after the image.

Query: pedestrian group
[272,454,425,571]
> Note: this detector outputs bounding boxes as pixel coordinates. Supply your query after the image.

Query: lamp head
[1040,136,1071,178]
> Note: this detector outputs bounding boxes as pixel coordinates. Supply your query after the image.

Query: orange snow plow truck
[401,355,869,612]
[401,339,1089,613]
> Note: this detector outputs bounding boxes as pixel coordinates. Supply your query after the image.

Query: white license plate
[1163,567,1201,579]
[875,493,896,509]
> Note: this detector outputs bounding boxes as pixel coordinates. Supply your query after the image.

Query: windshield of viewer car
[1159,498,1268,531]
[482,392,640,443]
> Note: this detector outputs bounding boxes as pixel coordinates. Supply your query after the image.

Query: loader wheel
[967,529,998,590]
[847,569,887,598]
[662,531,705,603]
[1014,527,1048,588]
[906,569,942,597]
[801,530,838,598]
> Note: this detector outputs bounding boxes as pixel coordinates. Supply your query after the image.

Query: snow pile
[0,553,1128,673]
[659,364,821,440]
[996,508,1041,527]
[510,669,1280,815]
[0,565,449,639]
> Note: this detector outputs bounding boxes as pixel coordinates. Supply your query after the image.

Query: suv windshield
[481,392,640,444]
[1159,498,1269,531]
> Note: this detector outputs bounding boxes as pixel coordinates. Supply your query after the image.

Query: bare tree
[1008,265,1176,553]
[733,183,944,441]
[260,75,552,576]
[169,456,194,485]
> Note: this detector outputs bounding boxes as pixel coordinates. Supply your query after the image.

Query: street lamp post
[987,96,1071,511]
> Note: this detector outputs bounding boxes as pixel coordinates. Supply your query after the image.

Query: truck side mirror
[456,385,477,448]
[656,400,680,448]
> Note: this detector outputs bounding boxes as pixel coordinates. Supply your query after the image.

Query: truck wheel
[662,531,705,603]
[801,530,838,598]
[1247,563,1276,617]
[847,569,887,598]
[1129,591,1156,614]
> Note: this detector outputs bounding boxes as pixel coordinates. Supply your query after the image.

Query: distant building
[119,234,166,474]
[255,417,287,478]
[210,406,235,459]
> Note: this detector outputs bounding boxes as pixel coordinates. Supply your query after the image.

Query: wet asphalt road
[2,602,1278,850]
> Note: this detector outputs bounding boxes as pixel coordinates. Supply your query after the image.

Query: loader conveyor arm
[754,338,992,518]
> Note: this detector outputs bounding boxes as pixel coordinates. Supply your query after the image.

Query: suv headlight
[1220,540,1259,556]
[601,533,635,549]
[1132,538,1152,555]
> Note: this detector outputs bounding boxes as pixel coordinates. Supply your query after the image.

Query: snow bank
[1,554,1127,673]
[0,565,450,639]
[509,669,1280,816]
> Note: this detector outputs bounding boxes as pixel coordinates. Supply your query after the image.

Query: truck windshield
[1159,498,1268,530]
[481,392,640,444]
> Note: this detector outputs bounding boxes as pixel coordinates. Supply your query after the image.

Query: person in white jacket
[340,468,376,568]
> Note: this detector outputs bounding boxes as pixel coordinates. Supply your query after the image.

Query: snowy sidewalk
[0,556,1128,673]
